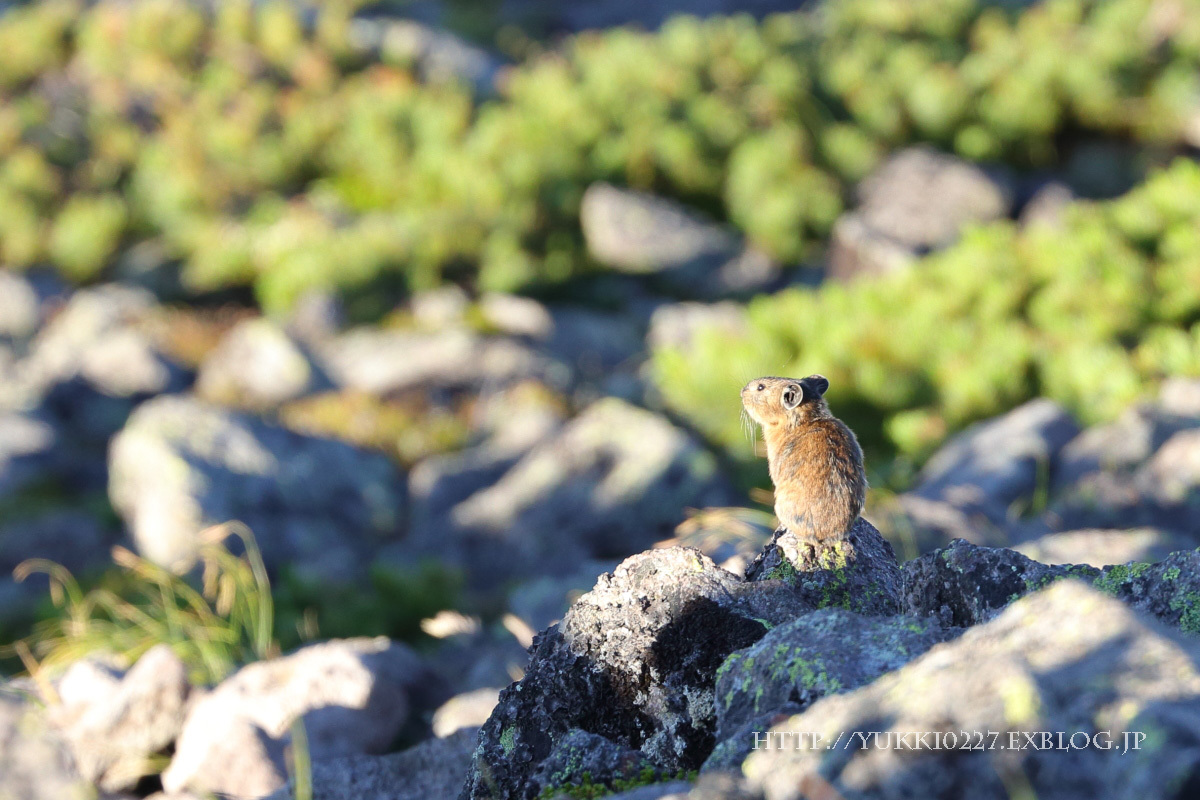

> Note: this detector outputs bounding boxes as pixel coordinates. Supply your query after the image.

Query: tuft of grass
[6,521,275,685]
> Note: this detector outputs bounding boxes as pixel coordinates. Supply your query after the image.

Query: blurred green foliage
[2,0,1199,310]
[653,159,1200,487]
[821,0,1200,162]
[273,560,462,652]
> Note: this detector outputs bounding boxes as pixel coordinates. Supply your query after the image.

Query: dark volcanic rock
[904,538,1200,634]
[712,609,957,744]
[530,729,666,798]
[745,518,903,616]
[743,581,1200,800]
[460,548,814,800]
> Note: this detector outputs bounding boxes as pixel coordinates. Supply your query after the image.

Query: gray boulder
[0,284,184,415]
[744,518,903,616]
[460,547,816,799]
[903,538,1200,633]
[712,609,957,744]
[0,270,41,342]
[108,395,405,576]
[47,645,190,792]
[646,302,749,355]
[264,727,477,800]
[507,560,615,632]
[581,184,779,297]
[912,398,1080,523]
[1019,181,1075,229]
[1054,401,1200,491]
[405,382,566,554]
[743,581,1200,800]
[431,398,735,593]
[531,729,671,798]
[1014,527,1190,568]
[828,147,1012,281]
[0,285,188,495]
[0,410,58,501]
[163,638,433,799]
[195,318,316,410]
[0,684,90,800]
[317,327,563,396]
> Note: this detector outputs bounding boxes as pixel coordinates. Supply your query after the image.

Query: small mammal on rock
[741,375,867,541]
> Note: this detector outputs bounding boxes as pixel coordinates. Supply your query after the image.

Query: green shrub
[651,159,1200,487]
[48,194,128,280]
[2,0,1200,307]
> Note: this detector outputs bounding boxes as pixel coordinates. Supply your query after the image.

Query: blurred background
[1,0,1200,750]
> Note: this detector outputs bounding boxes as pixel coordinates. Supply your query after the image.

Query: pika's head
[740,375,830,426]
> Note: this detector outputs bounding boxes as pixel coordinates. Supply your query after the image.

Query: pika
[741,375,867,541]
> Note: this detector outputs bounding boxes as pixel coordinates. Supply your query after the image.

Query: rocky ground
[3,139,1200,799]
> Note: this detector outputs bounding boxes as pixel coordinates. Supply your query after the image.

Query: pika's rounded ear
[804,375,830,397]
[782,384,801,409]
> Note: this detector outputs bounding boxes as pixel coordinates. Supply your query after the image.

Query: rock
[317,327,562,396]
[0,285,188,496]
[743,581,1200,800]
[744,518,903,616]
[460,547,815,800]
[108,395,405,575]
[48,645,190,792]
[1019,181,1074,228]
[602,783,696,800]
[646,302,748,354]
[1160,378,1200,417]
[349,18,502,95]
[0,270,41,341]
[195,319,315,410]
[902,538,1200,633]
[545,307,645,379]
[827,147,1012,281]
[405,382,566,552]
[826,213,917,280]
[0,410,58,500]
[0,684,91,800]
[3,284,183,411]
[1014,528,1189,568]
[884,494,1006,553]
[1137,429,1200,504]
[433,688,501,738]
[531,729,671,798]
[422,624,532,696]
[581,184,779,297]
[284,290,345,344]
[507,560,614,632]
[913,399,1080,522]
[712,609,957,745]
[265,727,477,800]
[1054,402,1200,491]
[480,293,554,340]
[163,637,433,799]
[439,398,735,593]
[410,285,470,329]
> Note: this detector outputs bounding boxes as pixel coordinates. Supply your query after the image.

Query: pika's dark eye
[756,383,765,391]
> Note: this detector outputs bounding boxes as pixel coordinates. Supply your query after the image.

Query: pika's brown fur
[741,375,867,541]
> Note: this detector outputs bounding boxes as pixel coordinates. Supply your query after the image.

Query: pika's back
[740,375,867,541]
